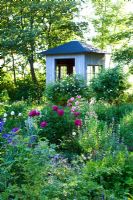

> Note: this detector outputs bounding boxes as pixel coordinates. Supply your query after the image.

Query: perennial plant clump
[45,75,90,105]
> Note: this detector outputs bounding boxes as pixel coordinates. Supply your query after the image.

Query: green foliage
[112,14,133,70]
[91,67,129,104]
[79,114,126,160]
[45,75,89,105]
[120,112,133,150]
[0,89,10,102]
[76,152,133,199]
[113,45,133,66]
[9,75,45,101]
[0,138,56,199]
[0,73,45,102]
[91,0,124,49]
[93,102,133,124]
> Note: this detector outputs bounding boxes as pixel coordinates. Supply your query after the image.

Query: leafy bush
[0,136,56,199]
[0,89,10,102]
[0,101,30,133]
[79,114,126,160]
[76,152,133,199]
[93,102,133,124]
[91,67,130,104]
[120,112,133,150]
[45,75,90,105]
[8,75,45,101]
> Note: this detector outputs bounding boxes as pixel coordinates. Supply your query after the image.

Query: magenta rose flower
[40,121,47,128]
[57,109,64,116]
[74,112,80,117]
[29,110,40,117]
[52,105,58,111]
[36,111,40,116]
[74,119,82,127]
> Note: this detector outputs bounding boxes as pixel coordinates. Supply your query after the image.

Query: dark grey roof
[41,40,106,56]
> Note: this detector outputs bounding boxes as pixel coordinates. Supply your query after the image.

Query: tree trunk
[28,53,37,84]
[11,53,16,85]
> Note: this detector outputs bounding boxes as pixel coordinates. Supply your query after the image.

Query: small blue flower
[2,133,16,144]
[0,120,4,133]
[2,133,11,139]
[29,135,37,143]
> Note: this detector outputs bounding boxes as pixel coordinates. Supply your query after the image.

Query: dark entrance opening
[55,58,75,80]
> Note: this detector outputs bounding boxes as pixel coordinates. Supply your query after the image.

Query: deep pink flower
[28,110,40,117]
[57,109,64,116]
[74,119,82,127]
[36,111,40,116]
[74,112,80,117]
[29,110,36,117]
[40,121,47,128]
[52,105,58,111]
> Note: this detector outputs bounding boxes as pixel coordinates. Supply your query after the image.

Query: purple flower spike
[0,120,4,133]
[2,133,16,144]
[12,127,19,133]
[2,133,11,139]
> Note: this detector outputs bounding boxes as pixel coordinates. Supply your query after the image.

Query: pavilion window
[87,65,102,84]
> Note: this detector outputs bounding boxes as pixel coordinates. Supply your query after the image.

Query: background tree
[91,0,124,49]
[112,14,133,72]
[0,0,86,85]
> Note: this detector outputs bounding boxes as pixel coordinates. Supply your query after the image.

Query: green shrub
[0,137,56,199]
[91,67,130,104]
[93,102,133,124]
[0,101,30,133]
[76,152,133,199]
[8,76,45,101]
[79,114,126,160]
[120,112,133,150]
[0,89,10,102]
[39,105,82,153]
[45,75,90,105]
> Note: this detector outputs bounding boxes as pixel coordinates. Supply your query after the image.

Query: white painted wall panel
[75,54,86,79]
[85,53,105,66]
[46,56,55,84]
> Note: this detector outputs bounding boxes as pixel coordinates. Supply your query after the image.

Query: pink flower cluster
[28,100,83,130]
[29,109,40,117]
[52,105,64,116]
[67,96,82,127]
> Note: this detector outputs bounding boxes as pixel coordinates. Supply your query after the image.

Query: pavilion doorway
[55,58,75,80]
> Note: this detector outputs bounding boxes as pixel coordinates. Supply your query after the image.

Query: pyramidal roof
[41,40,106,56]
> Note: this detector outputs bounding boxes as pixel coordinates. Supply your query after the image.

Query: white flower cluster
[3,111,22,122]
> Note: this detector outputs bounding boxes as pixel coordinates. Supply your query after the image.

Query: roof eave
[41,51,106,56]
